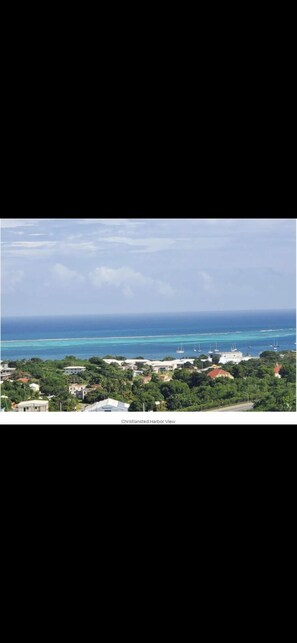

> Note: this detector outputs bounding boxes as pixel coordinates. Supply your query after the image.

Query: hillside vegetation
[1,351,295,412]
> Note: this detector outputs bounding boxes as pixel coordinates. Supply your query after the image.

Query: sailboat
[214,342,220,353]
[176,344,184,354]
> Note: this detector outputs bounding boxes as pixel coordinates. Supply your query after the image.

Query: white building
[64,366,86,375]
[142,359,196,373]
[83,398,130,412]
[69,383,87,399]
[15,400,49,412]
[29,383,40,393]
[218,351,243,364]
[103,358,196,373]
[0,364,16,381]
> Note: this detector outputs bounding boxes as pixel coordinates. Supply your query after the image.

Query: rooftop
[207,369,234,379]
[16,400,48,407]
[83,398,130,412]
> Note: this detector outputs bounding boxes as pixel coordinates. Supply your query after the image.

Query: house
[15,400,49,412]
[69,383,87,399]
[150,360,194,373]
[83,398,130,412]
[29,383,40,392]
[151,361,175,373]
[0,364,16,381]
[63,366,86,375]
[207,369,234,380]
[274,364,282,378]
[16,377,30,384]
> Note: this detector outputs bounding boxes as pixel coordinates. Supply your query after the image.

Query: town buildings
[103,358,195,373]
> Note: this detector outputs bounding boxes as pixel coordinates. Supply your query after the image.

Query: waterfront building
[218,351,243,364]
[103,358,196,372]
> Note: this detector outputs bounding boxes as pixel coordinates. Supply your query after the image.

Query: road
[206,402,254,412]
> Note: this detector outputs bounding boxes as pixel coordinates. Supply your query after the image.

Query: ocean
[1,310,296,362]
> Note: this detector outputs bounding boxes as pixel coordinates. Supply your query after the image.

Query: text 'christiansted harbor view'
[1,217,296,416]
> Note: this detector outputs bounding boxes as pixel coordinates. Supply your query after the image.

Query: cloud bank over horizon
[1,217,296,316]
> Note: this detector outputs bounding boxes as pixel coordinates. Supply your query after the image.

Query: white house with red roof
[207,368,234,380]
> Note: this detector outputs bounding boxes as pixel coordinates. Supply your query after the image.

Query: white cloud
[78,219,142,226]
[2,240,58,258]
[102,236,176,253]
[1,219,35,228]
[1,218,61,229]
[51,263,84,284]
[89,266,174,297]
[9,241,56,248]
[64,241,97,252]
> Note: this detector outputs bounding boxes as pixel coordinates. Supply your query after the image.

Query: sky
[1,217,296,316]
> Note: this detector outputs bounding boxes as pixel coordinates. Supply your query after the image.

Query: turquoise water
[1,310,296,360]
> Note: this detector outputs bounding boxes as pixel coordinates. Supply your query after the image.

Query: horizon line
[1,307,296,319]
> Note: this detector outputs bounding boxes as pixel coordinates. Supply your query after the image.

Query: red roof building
[16,377,30,384]
[207,369,234,380]
[274,364,282,377]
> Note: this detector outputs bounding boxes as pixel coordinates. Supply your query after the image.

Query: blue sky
[1,217,296,316]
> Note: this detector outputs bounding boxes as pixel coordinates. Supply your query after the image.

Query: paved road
[207,402,254,412]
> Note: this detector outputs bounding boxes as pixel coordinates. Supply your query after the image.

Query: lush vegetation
[1,350,296,412]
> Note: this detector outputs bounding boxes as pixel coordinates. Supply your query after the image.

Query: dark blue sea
[1,310,296,361]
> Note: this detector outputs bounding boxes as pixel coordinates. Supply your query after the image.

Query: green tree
[160,380,190,399]
[89,357,106,366]
[0,398,11,411]
[279,364,296,383]
[212,354,220,365]
[189,371,208,387]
